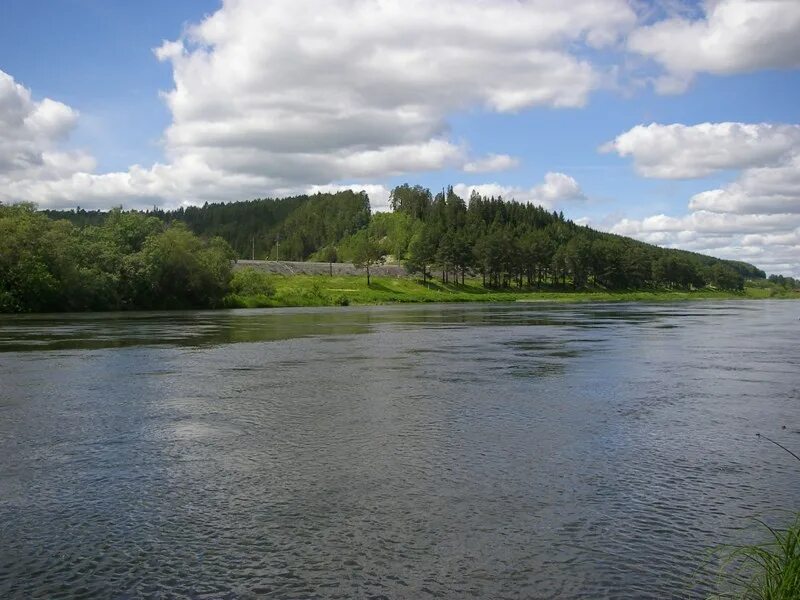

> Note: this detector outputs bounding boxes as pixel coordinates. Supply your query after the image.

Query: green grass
[744,280,800,299]
[708,435,800,599]
[222,272,788,309]
[711,516,800,599]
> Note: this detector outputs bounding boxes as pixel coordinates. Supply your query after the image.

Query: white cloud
[308,172,586,214]
[601,122,800,178]
[2,0,797,277]
[689,155,800,215]
[1,0,638,209]
[629,0,800,93]
[605,120,800,222]
[612,211,800,237]
[152,0,634,189]
[463,154,519,173]
[306,183,392,213]
[0,70,93,182]
[453,172,586,209]
[604,119,800,276]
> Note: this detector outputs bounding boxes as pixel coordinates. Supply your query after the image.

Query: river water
[0,301,798,599]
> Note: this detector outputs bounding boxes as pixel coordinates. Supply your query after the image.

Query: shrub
[229,268,277,298]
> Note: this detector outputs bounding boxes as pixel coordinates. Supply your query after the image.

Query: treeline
[373,185,761,291]
[42,187,766,293]
[44,190,371,261]
[20,184,775,314]
[767,274,800,289]
[1,204,234,312]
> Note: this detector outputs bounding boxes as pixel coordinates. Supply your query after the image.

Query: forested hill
[42,184,766,290]
[43,190,372,261]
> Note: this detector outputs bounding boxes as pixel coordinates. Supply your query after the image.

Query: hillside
[43,190,371,262]
[43,184,767,292]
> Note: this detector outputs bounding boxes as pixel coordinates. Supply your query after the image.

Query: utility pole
[252,236,255,260]
[275,234,280,262]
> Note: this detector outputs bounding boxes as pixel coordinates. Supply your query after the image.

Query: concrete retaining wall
[234,259,408,277]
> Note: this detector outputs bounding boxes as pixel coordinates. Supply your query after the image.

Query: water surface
[1,302,798,599]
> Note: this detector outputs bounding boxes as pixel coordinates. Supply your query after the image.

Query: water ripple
[0,301,798,598]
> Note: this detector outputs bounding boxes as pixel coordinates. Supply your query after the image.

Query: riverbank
[223,272,798,308]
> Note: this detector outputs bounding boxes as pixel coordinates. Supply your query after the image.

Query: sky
[0,0,798,276]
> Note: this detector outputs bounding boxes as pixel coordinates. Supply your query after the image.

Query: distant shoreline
[222,271,799,310]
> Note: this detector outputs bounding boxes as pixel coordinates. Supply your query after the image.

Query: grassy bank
[709,435,800,599]
[711,515,800,599]
[222,271,795,309]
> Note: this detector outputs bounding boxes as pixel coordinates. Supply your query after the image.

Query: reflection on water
[0,301,798,599]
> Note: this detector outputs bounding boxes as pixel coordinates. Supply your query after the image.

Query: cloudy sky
[0,0,798,276]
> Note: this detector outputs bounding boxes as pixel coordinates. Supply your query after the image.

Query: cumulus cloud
[1,0,638,209]
[3,158,281,210]
[601,122,800,178]
[0,70,94,186]
[629,0,800,93]
[604,120,800,217]
[4,1,800,213]
[453,172,586,209]
[463,154,520,174]
[612,211,800,237]
[152,0,634,189]
[307,172,586,214]
[2,0,797,278]
[689,157,800,215]
[607,142,800,274]
[604,119,800,275]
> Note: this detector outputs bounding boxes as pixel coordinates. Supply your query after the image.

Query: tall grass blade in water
[713,516,800,599]
[712,435,800,599]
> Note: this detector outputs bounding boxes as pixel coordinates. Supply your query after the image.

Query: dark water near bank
[0,302,798,599]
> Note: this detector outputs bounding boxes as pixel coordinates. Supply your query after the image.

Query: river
[0,301,798,598]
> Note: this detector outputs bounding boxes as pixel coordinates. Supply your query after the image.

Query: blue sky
[0,0,218,170]
[0,0,798,275]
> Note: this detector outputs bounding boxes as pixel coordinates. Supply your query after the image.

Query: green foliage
[227,273,765,309]
[710,436,800,599]
[0,204,234,312]
[132,225,234,309]
[267,190,371,260]
[708,263,746,291]
[652,255,704,289]
[351,231,385,285]
[0,204,61,311]
[404,226,439,283]
[318,244,339,264]
[222,281,277,308]
[713,516,800,599]
[43,190,371,261]
[368,211,419,260]
[389,184,432,219]
[42,185,776,294]
[383,184,765,291]
[767,274,800,290]
[30,182,788,313]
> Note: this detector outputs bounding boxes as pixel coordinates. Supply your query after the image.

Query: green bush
[229,268,277,298]
[0,204,235,312]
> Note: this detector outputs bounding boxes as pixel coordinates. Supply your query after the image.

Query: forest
[4,184,794,313]
[1,203,234,312]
